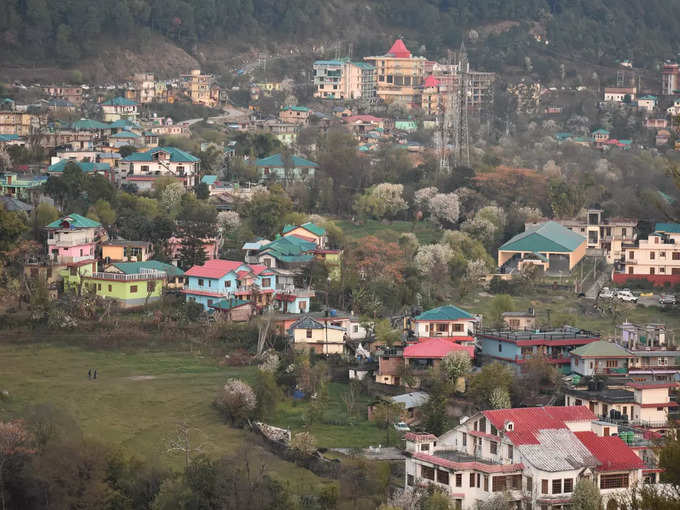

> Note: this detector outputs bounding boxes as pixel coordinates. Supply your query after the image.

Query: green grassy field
[335,219,442,244]
[0,343,336,492]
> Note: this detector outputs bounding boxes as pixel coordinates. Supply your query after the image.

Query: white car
[599,287,614,299]
[393,422,411,432]
[616,290,638,303]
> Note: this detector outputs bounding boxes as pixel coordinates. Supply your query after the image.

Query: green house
[255,153,318,182]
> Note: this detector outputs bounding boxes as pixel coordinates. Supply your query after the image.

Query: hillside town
[2,16,680,510]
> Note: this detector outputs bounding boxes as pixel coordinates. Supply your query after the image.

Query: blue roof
[48,159,112,173]
[255,153,318,168]
[415,305,475,321]
[313,60,347,66]
[108,119,141,129]
[500,221,586,253]
[201,175,218,185]
[655,223,680,234]
[72,119,110,130]
[0,134,21,142]
[46,213,101,229]
[102,97,137,106]
[122,147,199,163]
[282,105,310,112]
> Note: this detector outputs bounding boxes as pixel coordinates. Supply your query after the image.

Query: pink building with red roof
[405,405,656,509]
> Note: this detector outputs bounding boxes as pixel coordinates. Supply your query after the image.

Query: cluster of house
[362,302,677,508]
[312,39,495,113]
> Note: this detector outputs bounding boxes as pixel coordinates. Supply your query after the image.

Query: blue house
[183,259,276,311]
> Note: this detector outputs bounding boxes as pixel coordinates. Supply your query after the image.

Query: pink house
[168,236,220,265]
[45,213,108,264]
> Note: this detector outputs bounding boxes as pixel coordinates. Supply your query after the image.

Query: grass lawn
[335,219,442,244]
[270,382,397,449]
[0,342,330,492]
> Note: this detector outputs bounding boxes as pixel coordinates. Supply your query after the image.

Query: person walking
[88,369,91,380]
[93,369,97,380]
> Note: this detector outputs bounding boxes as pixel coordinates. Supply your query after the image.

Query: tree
[0,209,27,251]
[345,236,406,283]
[165,421,208,469]
[488,387,511,409]
[241,186,293,238]
[289,432,317,456]
[428,193,460,226]
[160,181,185,216]
[215,379,256,426]
[420,392,448,436]
[0,420,33,510]
[488,294,514,328]
[372,400,405,445]
[374,319,401,347]
[195,182,210,200]
[31,202,59,240]
[354,183,408,220]
[253,369,281,419]
[178,235,206,270]
[440,351,472,384]
[118,145,137,158]
[660,429,680,489]
[468,362,514,409]
[571,478,602,510]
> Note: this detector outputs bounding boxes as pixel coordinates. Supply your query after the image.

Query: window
[421,466,435,481]
[407,474,414,486]
[552,479,562,494]
[207,299,213,306]
[306,329,313,338]
[108,285,112,292]
[660,251,666,258]
[542,479,549,494]
[498,343,503,352]
[130,285,138,293]
[198,279,204,287]
[451,323,464,332]
[490,441,498,455]
[526,476,533,492]
[477,473,481,488]
[353,325,359,333]
[492,476,506,492]
[225,280,231,287]
[420,443,429,451]
[651,252,655,260]
[436,470,449,485]
[600,473,629,489]
[147,281,155,293]
[606,360,618,368]
[564,478,573,493]
[462,432,467,447]
[491,424,498,436]
[455,473,462,487]
[507,444,513,460]
[484,475,489,492]
[261,278,271,287]
[470,473,475,487]
[97,283,101,291]
[629,251,635,259]
[479,417,486,433]
[673,252,680,260]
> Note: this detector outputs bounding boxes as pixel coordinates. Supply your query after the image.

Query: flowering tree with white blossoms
[216,378,256,425]
[428,193,460,226]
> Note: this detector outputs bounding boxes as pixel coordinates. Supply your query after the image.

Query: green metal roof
[592,128,609,135]
[415,305,475,321]
[314,60,347,66]
[46,213,101,229]
[255,153,318,168]
[102,97,137,106]
[0,134,20,142]
[500,221,586,253]
[108,119,140,129]
[655,222,680,234]
[570,341,631,358]
[282,222,326,237]
[201,175,218,185]
[123,147,199,163]
[111,130,140,138]
[282,106,310,112]
[209,298,251,311]
[351,62,375,70]
[47,159,111,173]
[110,260,184,277]
[72,119,110,130]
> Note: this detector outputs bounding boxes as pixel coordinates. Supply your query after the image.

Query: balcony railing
[90,270,166,281]
[597,415,670,429]
[47,237,96,247]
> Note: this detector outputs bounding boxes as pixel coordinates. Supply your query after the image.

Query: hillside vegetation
[1,0,680,71]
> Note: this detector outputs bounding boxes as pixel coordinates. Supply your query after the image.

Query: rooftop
[500,221,586,253]
[108,260,184,278]
[47,159,111,174]
[404,338,474,359]
[565,387,634,404]
[255,153,319,168]
[478,327,599,344]
[46,213,101,229]
[414,305,475,321]
[282,222,326,237]
[123,147,199,163]
[570,340,633,358]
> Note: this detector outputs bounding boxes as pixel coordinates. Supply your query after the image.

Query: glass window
[130,285,138,293]
[421,466,435,481]
[437,470,449,485]
[552,479,562,494]
[564,478,573,493]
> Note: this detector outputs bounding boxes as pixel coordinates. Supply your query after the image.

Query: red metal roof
[423,75,440,88]
[236,270,251,280]
[184,259,243,278]
[417,336,475,343]
[403,338,474,359]
[387,38,412,58]
[413,452,523,474]
[483,406,596,445]
[574,431,646,472]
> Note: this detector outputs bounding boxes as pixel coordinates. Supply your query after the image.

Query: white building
[405,406,652,510]
[120,147,200,191]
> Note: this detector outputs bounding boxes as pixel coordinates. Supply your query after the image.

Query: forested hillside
[1,0,680,69]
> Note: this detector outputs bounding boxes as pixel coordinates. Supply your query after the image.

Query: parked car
[616,290,638,303]
[599,287,614,299]
[393,422,411,432]
[659,294,677,305]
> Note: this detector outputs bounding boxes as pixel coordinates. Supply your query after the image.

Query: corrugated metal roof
[415,305,475,321]
[570,340,632,358]
[391,391,430,409]
[46,213,101,229]
[518,429,599,472]
[500,221,586,253]
[574,431,646,472]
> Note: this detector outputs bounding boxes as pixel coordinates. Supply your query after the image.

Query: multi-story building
[405,406,649,510]
[132,73,156,103]
[42,85,84,105]
[120,147,200,190]
[288,315,346,354]
[0,111,41,136]
[477,327,600,374]
[569,341,633,377]
[312,60,377,100]
[44,213,108,265]
[603,87,637,102]
[617,223,680,283]
[662,63,680,96]
[101,97,139,122]
[182,260,277,311]
[527,209,637,264]
[102,241,154,263]
[564,382,676,431]
[411,305,477,341]
[279,106,310,125]
[0,172,46,202]
[364,39,427,107]
[181,69,216,106]
[619,322,680,383]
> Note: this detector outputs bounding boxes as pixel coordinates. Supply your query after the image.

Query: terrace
[477,327,600,343]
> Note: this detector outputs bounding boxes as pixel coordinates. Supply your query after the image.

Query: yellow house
[289,316,346,355]
[281,222,327,248]
[364,39,427,107]
[498,221,586,274]
[102,240,153,262]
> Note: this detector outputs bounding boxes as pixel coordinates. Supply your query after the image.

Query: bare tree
[165,421,209,469]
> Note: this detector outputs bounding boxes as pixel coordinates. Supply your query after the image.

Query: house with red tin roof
[405,406,656,509]
[182,259,277,311]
